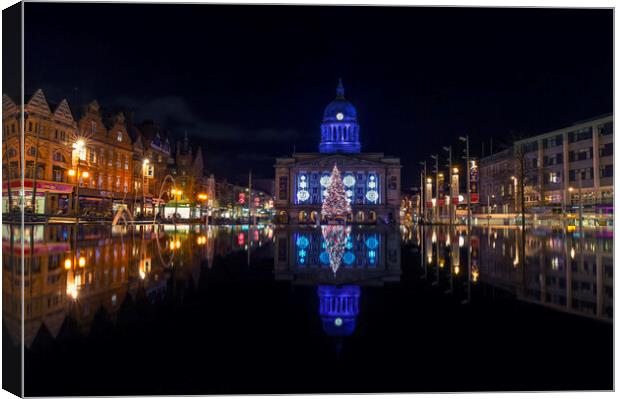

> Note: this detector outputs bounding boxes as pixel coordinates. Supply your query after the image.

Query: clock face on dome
[336,112,344,120]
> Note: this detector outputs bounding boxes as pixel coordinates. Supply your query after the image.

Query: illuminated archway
[277,210,288,224]
[298,211,308,223]
[310,211,319,223]
[369,211,377,223]
[356,211,365,223]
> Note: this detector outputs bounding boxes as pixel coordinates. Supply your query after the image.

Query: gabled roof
[25,88,52,115]
[51,99,75,124]
[2,93,19,116]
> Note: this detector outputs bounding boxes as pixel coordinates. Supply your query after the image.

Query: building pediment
[293,153,391,169]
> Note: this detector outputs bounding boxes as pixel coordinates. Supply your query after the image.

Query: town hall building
[274,80,402,224]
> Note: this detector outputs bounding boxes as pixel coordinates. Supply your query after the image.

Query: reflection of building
[416,225,613,322]
[318,285,360,337]
[274,80,402,224]
[1,224,172,347]
[2,224,69,347]
[274,226,401,283]
[274,226,401,343]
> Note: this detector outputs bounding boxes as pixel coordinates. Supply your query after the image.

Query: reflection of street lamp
[511,176,518,213]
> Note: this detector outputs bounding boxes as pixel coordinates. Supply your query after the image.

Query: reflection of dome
[318,285,360,337]
[319,79,361,154]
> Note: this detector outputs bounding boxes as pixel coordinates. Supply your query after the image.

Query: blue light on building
[318,285,361,337]
[319,79,361,154]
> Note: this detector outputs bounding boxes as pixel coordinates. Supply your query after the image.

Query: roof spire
[336,78,345,98]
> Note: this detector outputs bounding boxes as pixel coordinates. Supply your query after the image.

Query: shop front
[2,179,74,214]
[163,200,195,219]
[131,195,155,217]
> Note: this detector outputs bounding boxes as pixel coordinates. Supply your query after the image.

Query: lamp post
[69,140,88,224]
[142,159,149,219]
[577,169,584,228]
[430,154,438,224]
[459,135,471,227]
[419,161,426,223]
[443,146,452,225]
[511,176,518,213]
[197,193,208,222]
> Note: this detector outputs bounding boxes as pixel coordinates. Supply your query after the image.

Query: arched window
[27,147,37,156]
[7,147,17,158]
[53,152,66,163]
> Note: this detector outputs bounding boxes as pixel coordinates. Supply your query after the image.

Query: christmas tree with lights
[322,164,351,221]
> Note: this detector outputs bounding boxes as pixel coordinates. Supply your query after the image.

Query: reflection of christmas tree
[322,164,351,220]
[321,225,351,274]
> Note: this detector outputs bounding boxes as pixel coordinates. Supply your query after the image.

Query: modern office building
[479,114,613,216]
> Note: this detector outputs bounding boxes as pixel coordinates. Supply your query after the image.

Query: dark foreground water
[2,223,613,395]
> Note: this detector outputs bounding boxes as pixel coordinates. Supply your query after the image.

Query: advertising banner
[451,171,460,205]
[425,178,433,208]
[470,159,479,203]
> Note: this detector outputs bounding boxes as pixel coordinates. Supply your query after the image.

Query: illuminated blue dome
[319,79,361,153]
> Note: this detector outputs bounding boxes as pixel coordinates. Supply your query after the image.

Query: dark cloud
[113,95,300,143]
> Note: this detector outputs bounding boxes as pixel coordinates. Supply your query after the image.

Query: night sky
[20,4,612,188]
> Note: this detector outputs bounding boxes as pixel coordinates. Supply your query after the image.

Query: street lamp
[511,176,518,213]
[142,159,150,218]
[69,168,89,222]
[459,135,471,227]
[419,161,427,223]
[70,139,89,222]
[197,193,208,222]
[443,146,453,225]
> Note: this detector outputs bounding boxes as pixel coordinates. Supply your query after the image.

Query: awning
[3,179,74,194]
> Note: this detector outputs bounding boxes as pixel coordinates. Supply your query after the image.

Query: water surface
[2,223,613,395]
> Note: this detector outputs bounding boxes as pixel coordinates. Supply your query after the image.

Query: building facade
[274,81,402,224]
[165,133,207,218]
[479,148,517,214]
[479,114,613,217]
[129,119,173,216]
[2,89,77,214]
[74,101,135,216]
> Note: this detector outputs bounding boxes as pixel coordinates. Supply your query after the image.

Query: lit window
[549,172,559,183]
[117,132,123,142]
